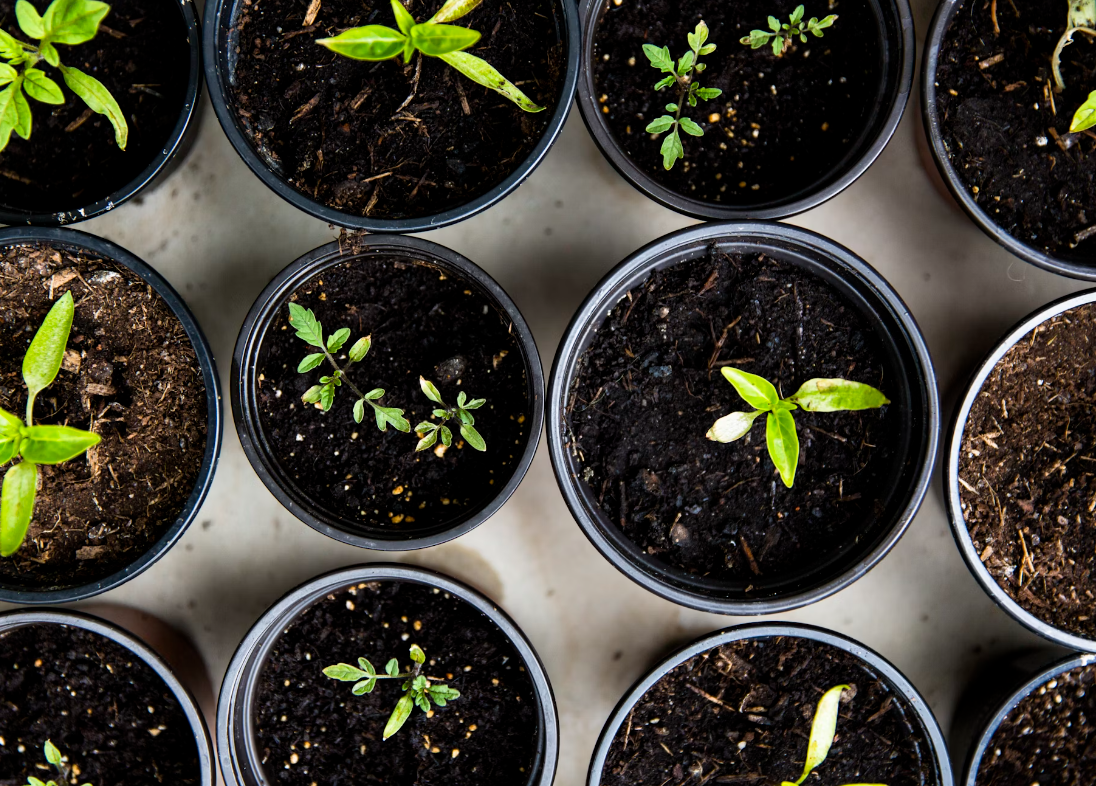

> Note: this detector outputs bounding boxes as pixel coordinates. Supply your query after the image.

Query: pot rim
[547,221,939,614]
[921,0,1096,281]
[587,621,954,786]
[960,651,1096,784]
[215,562,559,786]
[575,0,915,220]
[0,607,216,785]
[201,0,580,233]
[944,288,1096,652]
[0,0,204,227]
[0,226,223,603]
[231,234,544,550]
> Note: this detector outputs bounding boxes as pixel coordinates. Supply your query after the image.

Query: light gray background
[6,0,1092,780]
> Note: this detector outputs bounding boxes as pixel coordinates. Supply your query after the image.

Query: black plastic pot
[0,607,216,785]
[0,226,223,604]
[944,289,1096,652]
[922,0,1096,281]
[953,650,1092,785]
[576,0,915,220]
[202,0,579,233]
[547,222,939,614]
[232,234,544,550]
[587,621,953,786]
[216,562,559,786]
[0,0,203,227]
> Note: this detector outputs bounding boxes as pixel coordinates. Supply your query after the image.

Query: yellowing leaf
[439,50,544,112]
[59,65,127,149]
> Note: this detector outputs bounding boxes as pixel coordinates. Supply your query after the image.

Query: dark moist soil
[958,303,1096,640]
[592,0,882,206]
[0,242,207,591]
[255,254,529,536]
[935,0,1096,261]
[253,580,540,785]
[567,249,901,589]
[602,636,936,786]
[228,0,565,220]
[0,623,201,785]
[0,0,190,216]
[975,663,1096,785]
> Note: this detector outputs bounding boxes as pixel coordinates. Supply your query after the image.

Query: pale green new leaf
[44,739,62,767]
[318,25,406,61]
[766,409,799,488]
[15,0,46,39]
[22,68,64,104]
[1,461,37,557]
[460,422,485,451]
[0,409,19,437]
[410,22,480,56]
[23,291,73,403]
[743,28,772,48]
[439,50,544,112]
[790,378,889,412]
[808,14,838,35]
[419,376,443,404]
[41,0,111,45]
[660,127,683,169]
[390,0,415,35]
[0,438,17,465]
[722,366,779,410]
[788,684,850,784]
[323,662,369,681]
[1070,90,1096,133]
[18,425,100,464]
[0,29,25,61]
[409,643,425,663]
[706,410,762,443]
[0,64,17,87]
[41,40,59,66]
[429,0,483,23]
[320,382,335,411]
[384,693,415,740]
[326,327,350,353]
[654,74,675,90]
[27,777,48,786]
[790,4,805,25]
[59,65,128,149]
[348,335,371,362]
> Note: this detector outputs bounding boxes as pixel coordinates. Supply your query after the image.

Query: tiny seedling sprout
[414,377,487,453]
[706,367,888,488]
[323,643,461,740]
[643,20,723,170]
[25,740,93,786]
[0,0,128,153]
[778,685,887,786]
[288,302,411,433]
[1,292,101,557]
[1051,0,1096,132]
[317,0,544,113]
[741,5,838,57]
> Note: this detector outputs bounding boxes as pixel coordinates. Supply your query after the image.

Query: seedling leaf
[44,739,62,767]
[721,366,779,410]
[15,0,46,38]
[419,376,444,403]
[18,425,100,464]
[23,292,73,405]
[0,461,37,557]
[766,409,799,488]
[23,68,64,104]
[429,0,484,23]
[788,684,850,785]
[59,65,127,149]
[323,663,369,681]
[385,658,400,677]
[409,643,425,663]
[384,693,414,739]
[460,423,485,451]
[679,116,704,136]
[438,50,545,112]
[42,0,111,45]
[348,336,371,362]
[1071,90,1096,133]
[706,410,762,442]
[790,378,890,412]
[391,0,414,34]
[409,21,480,56]
[327,327,351,353]
[646,115,675,133]
[353,398,365,423]
[317,25,407,60]
[298,353,324,373]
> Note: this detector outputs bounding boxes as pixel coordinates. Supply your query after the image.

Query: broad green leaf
[665,102,678,112]
[317,25,406,61]
[642,43,674,73]
[439,50,544,112]
[41,40,59,66]
[766,409,799,488]
[429,0,483,23]
[348,336,371,362]
[298,353,324,373]
[787,684,850,784]
[409,643,425,663]
[743,29,772,48]
[687,20,708,51]
[364,388,385,401]
[12,83,31,139]
[22,68,64,104]
[0,461,37,557]
[697,87,722,100]
[353,398,365,424]
[352,677,376,694]
[384,693,415,739]
[323,663,369,681]
[1071,90,1096,133]
[59,65,127,149]
[428,684,460,705]
[677,50,694,74]
[415,427,438,452]
[390,0,414,35]
[44,739,62,766]
[385,658,400,677]
[0,64,17,87]
[646,115,675,134]
[41,0,110,45]
[0,409,20,437]
[287,302,323,348]
[0,438,17,465]
[19,425,99,464]
[0,29,25,61]
[679,117,704,136]
[768,15,781,31]
[24,291,73,403]
[772,36,784,56]
[301,385,323,405]
[15,0,46,38]
[457,408,473,426]
[319,382,335,411]
[460,423,485,451]
[790,5,805,25]
[326,327,350,353]
[419,377,443,404]
[410,22,479,56]
[706,410,762,443]
[721,366,779,410]
[790,378,889,412]
[660,127,683,169]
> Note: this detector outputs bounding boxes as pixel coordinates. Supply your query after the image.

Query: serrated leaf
[721,367,779,410]
[679,117,704,136]
[287,302,323,347]
[59,65,127,149]
[23,291,73,402]
[706,410,762,442]
[16,0,46,38]
[377,407,410,433]
[384,693,415,739]
[460,423,485,451]
[766,409,799,488]
[809,14,838,33]
[23,68,64,104]
[348,335,371,362]
[323,662,369,681]
[42,0,110,45]
[790,4,805,25]
[318,24,406,60]
[428,0,483,23]
[646,115,675,134]
[385,658,400,677]
[642,43,674,73]
[1071,90,1096,133]
[772,36,784,56]
[19,425,100,464]
[409,21,480,56]
[693,20,709,47]
[660,127,683,169]
[439,49,544,112]
[790,378,889,412]
[1,461,37,557]
[326,327,350,353]
[298,353,324,373]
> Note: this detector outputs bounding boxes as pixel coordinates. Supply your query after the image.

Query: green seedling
[741,4,838,57]
[414,377,486,452]
[0,0,128,153]
[643,20,723,170]
[317,0,544,112]
[288,302,410,433]
[705,367,888,488]
[1052,0,1096,132]
[323,643,461,740]
[25,740,92,786]
[1,292,101,557]
[777,684,887,786]
[1072,89,1096,132]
